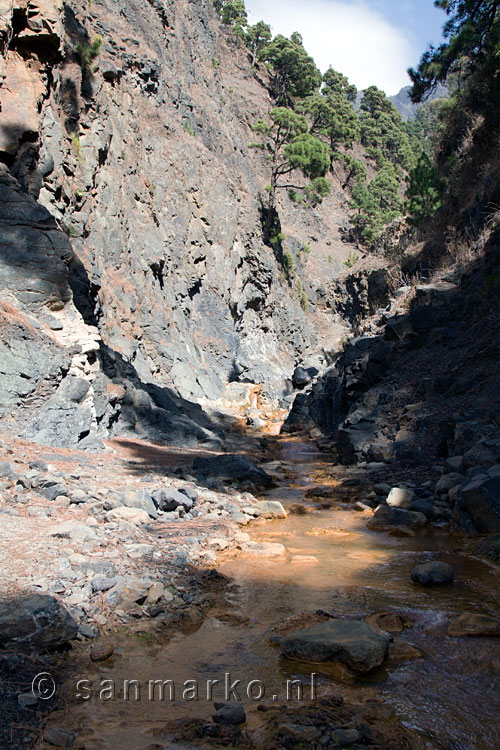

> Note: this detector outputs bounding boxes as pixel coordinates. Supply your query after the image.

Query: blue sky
[245,0,446,95]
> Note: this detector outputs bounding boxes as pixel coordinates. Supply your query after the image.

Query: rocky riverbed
[3,418,500,749]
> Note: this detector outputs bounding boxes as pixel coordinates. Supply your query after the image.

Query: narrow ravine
[45,436,500,750]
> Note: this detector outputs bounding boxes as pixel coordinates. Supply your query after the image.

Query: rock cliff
[0,0,376,447]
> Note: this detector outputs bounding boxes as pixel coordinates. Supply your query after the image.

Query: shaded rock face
[0,594,78,651]
[0,0,366,447]
[192,453,274,488]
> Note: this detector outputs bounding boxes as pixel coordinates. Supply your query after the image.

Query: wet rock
[386,487,415,508]
[44,728,76,748]
[90,641,115,661]
[366,612,410,634]
[388,642,422,660]
[242,541,285,557]
[408,499,438,519]
[447,613,500,637]
[279,620,391,674]
[192,454,274,488]
[0,594,77,651]
[411,561,454,586]
[212,701,246,725]
[366,506,427,530]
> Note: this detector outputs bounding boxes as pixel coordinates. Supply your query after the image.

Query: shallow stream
[47,438,500,749]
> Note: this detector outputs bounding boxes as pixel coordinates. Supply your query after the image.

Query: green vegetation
[258,33,322,105]
[183,121,194,136]
[343,251,359,269]
[297,68,360,158]
[406,152,445,227]
[71,134,83,163]
[211,57,218,69]
[406,0,500,254]
[60,222,81,238]
[76,34,102,69]
[252,107,330,238]
[213,0,437,251]
[296,278,308,310]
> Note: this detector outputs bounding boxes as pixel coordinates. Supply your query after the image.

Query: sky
[245,0,446,95]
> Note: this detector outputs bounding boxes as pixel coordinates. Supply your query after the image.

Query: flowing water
[48,438,500,749]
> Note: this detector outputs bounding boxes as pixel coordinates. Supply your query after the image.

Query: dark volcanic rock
[192,454,274,488]
[459,470,500,533]
[279,620,391,674]
[152,487,194,512]
[411,561,454,586]
[0,594,78,651]
[366,506,427,530]
[212,702,246,725]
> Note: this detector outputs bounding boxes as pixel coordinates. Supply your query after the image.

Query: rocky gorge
[2,0,500,749]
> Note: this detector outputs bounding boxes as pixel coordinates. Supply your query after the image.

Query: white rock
[386,487,415,509]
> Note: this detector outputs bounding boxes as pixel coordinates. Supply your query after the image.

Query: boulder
[409,498,442,520]
[152,487,193,512]
[459,471,500,533]
[104,576,155,610]
[49,521,97,542]
[411,561,454,586]
[435,473,464,494]
[366,506,427,530]
[90,641,115,661]
[366,612,409,634]
[252,500,287,518]
[118,488,158,518]
[447,613,500,637]
[212,701,246,725]
[279,620,390,674]
[0,594,77,651]
[386,487,415,508]
[292,366,318,389]
[192,454,274,488]
[106,507,150,525]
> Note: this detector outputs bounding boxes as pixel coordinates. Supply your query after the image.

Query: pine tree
[252,107,330,238]
[258,34,322,105]
[406,152,444,226]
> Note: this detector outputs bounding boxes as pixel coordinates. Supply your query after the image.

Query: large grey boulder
[192,454,274,488]
[0,594,78,651]
[411,561,454,586]
[152,487,194,512]
[118,488,158,518]
[366,506,427,530]
[279,620,391,674]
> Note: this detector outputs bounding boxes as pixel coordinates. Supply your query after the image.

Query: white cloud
[245,0,416,95]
